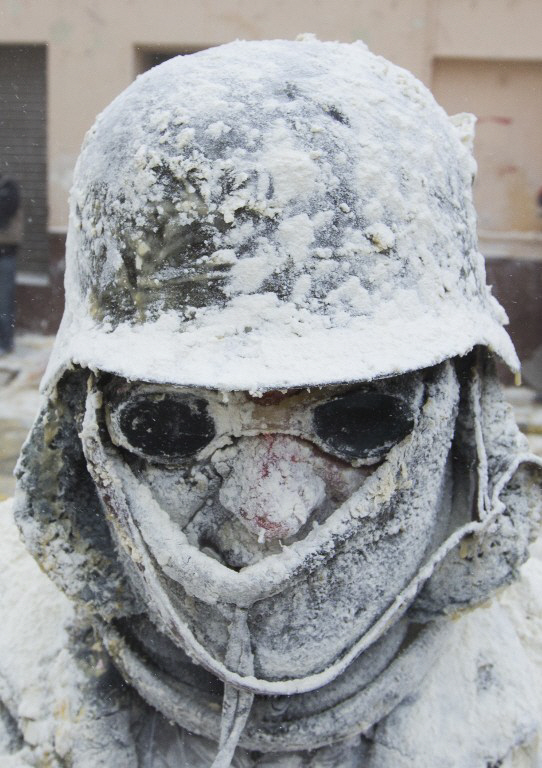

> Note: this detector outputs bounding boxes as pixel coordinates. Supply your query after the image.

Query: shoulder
[0,499,75,764]
[0,498,74,655]
[370,543,542,767]
[497,536,542,714]
[0,501,141,766]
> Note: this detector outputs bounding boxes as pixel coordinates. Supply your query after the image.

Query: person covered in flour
[2,36,542,768]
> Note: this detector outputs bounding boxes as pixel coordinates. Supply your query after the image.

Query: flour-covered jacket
[1,499,541,768]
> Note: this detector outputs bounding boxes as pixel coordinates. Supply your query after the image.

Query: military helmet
[44,37,517,394]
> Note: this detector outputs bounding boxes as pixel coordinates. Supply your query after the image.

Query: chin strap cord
[211,607,254,768]
[470,368,491,520]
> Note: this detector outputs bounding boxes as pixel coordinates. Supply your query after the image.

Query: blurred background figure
[0,174,21,354]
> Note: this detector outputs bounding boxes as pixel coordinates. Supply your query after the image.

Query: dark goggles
[103,375,423,466]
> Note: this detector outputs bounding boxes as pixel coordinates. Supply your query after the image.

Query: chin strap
[470,367,491,520]
[212,608,254,768]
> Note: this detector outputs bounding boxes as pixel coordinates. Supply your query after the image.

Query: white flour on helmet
[43,38,517,394]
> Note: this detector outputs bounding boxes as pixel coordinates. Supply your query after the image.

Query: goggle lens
[313,391,414,462]
[117,394,216,461]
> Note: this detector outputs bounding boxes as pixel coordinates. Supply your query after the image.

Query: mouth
[186,499,323,569]
[195,529,283,570]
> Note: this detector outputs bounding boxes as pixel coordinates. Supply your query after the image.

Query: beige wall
[1,0,541,247]
[433,59,542,234]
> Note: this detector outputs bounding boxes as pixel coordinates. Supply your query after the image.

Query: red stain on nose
[243,512,289,537]
[257,434,302,480]
[259,435,276,479]
[219,435,324,541]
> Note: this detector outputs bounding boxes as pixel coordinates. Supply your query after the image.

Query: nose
[218,435,326,542]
